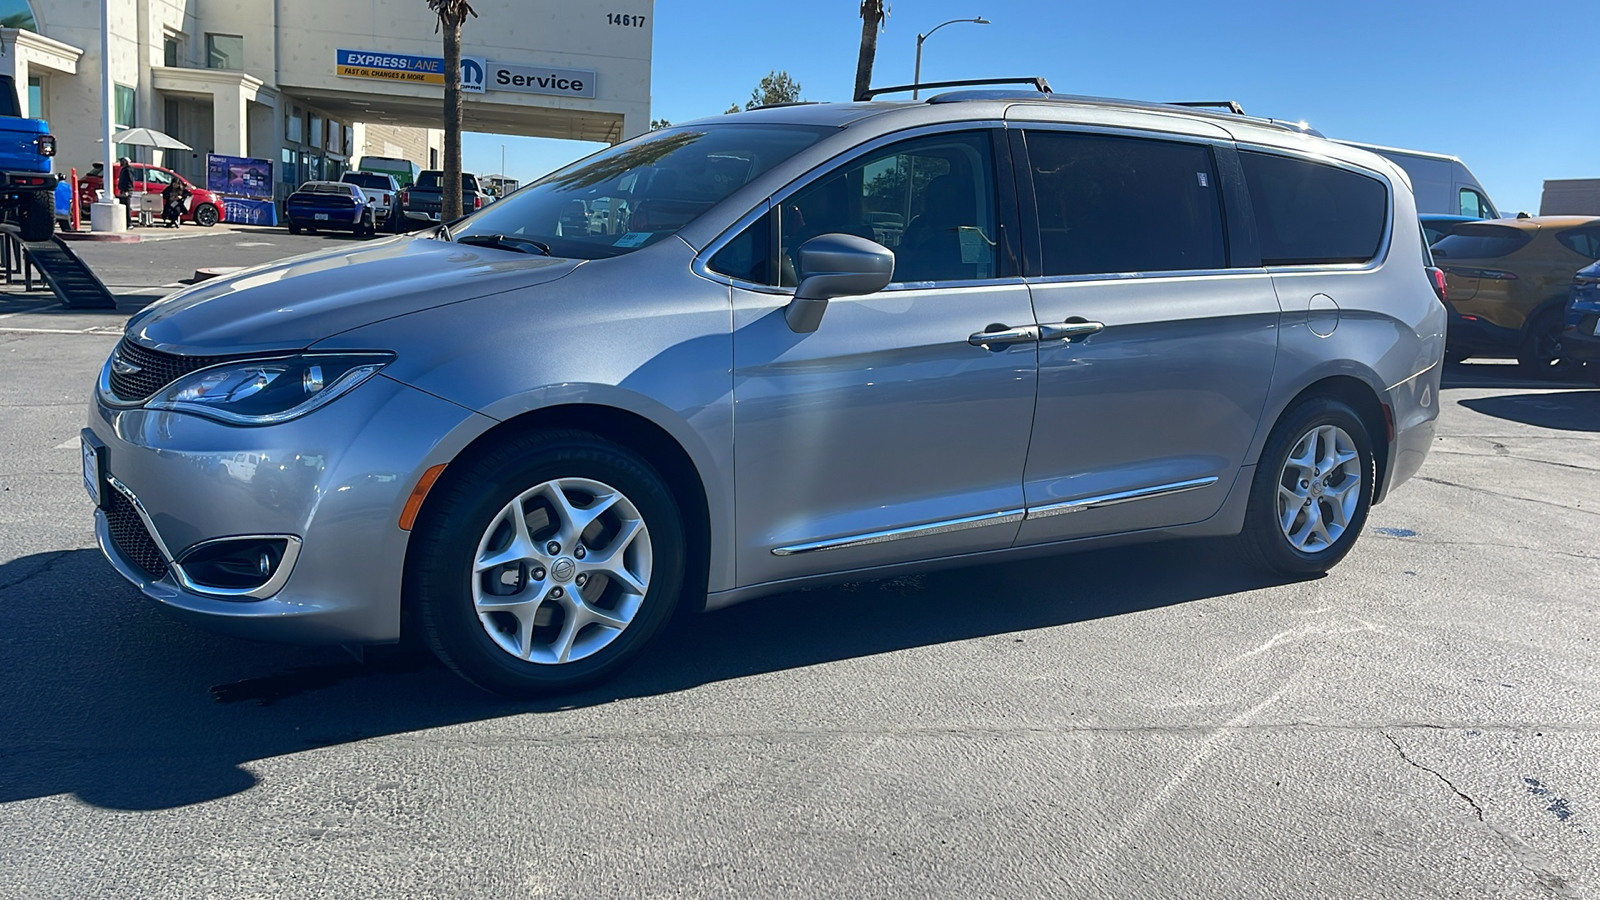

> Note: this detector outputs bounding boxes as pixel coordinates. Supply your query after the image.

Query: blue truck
[0,74,57,241]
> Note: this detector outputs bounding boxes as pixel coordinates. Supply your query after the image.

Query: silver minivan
[85,91,1446,695]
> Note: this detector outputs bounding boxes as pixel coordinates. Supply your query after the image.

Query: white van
[1335,141,1498,219]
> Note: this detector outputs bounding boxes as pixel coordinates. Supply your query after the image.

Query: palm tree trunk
[442,18,464,221]
[854,1,883,102]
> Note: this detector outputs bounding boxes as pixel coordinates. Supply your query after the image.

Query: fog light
[173,535,301,599]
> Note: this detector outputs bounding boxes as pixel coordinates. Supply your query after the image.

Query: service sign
[488,62,596,99]
[337,49,486,93]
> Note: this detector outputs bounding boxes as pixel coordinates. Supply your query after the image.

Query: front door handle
[968,324,1040,348]
[1039,320,1105,341]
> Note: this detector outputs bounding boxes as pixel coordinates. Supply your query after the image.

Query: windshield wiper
[453,233,553,256]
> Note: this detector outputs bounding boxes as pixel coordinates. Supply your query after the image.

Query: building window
[26,75,41,119]
[286,105,302,144]
[113,84,136,159]
[0,0,37,30]
[163,35,181,68]
[206,34,244,71]
[326,119,340,154]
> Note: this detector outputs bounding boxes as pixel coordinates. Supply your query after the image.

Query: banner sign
[222,198,277,226]
[206,154,273,200]
[336,49,486,93]
[487,62,596,98]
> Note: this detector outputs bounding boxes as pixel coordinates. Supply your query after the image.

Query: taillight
[36,134,55,157]
[399,189,409,205]
[474,195,483,210]
[1426,266,1447,303]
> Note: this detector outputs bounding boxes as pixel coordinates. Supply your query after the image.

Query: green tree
[854,1,888,101]
[427,0,477,221]
[649,118,672,130]
[724,103,741,115]
[746,70,802,109]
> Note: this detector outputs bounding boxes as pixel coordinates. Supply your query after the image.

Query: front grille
[105,488,168,580]
[108,338,229,403]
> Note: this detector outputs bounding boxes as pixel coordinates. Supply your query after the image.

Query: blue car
[1563,259,1600,385]
[285,181,378,237]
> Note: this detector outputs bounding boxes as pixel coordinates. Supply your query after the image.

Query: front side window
[144,168,173,186]
[1241,151,1389,266]
[206,34,243,71]
[452,124,830,260]
[1459,189,1492,219]
[777,130,1000,285]
[1026,130,1225,276]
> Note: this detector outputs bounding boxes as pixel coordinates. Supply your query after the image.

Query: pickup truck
[340,171,401,232]
[401,170,485,224]
[0,74,58,241]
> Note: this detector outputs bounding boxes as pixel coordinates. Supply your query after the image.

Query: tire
[409,428,687,697]
[360,211,375,237]
[193,203,219,227]
[1518,309,1576,379]
[1239,396,1376,577]
[287,221,301,235]
[17,190,53,241]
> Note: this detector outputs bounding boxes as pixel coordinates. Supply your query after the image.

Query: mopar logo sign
[460,57,486,94]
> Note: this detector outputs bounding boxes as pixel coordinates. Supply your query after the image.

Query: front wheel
[192,203,219,227]
[409,429,686,696]
[1240,397,1375,577]
[18,190,53,241]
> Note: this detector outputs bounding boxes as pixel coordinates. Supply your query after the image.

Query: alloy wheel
[471,477,652,664]
[1275,424,1362,553]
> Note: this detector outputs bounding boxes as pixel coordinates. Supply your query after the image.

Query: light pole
[914,17,990,100]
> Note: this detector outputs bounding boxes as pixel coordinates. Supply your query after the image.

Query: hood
[126,235,582,355]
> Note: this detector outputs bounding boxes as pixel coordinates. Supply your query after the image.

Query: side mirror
[785,233,895,333]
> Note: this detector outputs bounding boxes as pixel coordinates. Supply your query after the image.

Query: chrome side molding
[771,476,1220,556]
[1025,477,1219,520]
[772,508,1026,556]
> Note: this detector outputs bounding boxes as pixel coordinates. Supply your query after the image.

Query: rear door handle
[1039,320,1105,341]
[968,325,1040,348]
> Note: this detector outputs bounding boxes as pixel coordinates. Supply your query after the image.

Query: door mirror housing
[785,233,896,333]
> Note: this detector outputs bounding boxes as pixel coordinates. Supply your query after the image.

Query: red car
[78,162,225,227]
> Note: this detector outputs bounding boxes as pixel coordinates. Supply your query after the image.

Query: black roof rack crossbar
[859,76,1052,101]
[1167,100,1246,115]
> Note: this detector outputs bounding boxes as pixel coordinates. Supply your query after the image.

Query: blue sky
[466,0,1596,214]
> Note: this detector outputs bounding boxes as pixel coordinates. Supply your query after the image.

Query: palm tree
[428,0,477,221]
[854,1,887,102]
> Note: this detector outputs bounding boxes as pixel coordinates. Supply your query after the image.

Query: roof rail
[1167,100,1246,115]
[859,76,1052,101]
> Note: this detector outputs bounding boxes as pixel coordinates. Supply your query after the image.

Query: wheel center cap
[1312,483,1324,496]
[550,558,577,583]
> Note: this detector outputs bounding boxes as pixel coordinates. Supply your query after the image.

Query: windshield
[416,171,479,192]
[450,124,832,259]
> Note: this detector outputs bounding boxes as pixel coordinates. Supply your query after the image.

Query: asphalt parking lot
[1,232,1597,898]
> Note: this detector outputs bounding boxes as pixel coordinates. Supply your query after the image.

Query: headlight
[146,353,393,425]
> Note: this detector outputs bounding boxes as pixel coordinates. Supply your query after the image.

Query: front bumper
[87,370,492,644]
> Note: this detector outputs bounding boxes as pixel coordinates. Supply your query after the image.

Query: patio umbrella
[111,127,191,151]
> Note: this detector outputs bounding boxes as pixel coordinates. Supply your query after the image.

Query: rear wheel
[410,429,686,697]
[193,203,219,227]
[287,221,301,235]
[18,190,53,241]
[1240,397,1375,577]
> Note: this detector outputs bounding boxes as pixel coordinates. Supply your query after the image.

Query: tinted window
[1459,189,1492,219]
[1431,224,1533,260]
[343,173,392,189]
[707,210,774,284]
[1241,151,1388,266]
[1026,131,1225,276]
[452,125,829,260]
[415,171,441,190]
[1556,226,1600,260]
[778,130,1000,285]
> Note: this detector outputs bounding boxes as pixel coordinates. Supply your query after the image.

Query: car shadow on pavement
[0,539,1302,811]
[1455,390,1600,432]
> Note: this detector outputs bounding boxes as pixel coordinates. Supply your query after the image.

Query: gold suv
[1434,216,1600,373]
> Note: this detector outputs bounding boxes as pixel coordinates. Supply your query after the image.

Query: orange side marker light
[399,463,447,531]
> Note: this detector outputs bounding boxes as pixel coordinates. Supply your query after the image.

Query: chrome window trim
[1025,477,1220,520]
[172,534,304,601]
[1026,268,1268,287]
[693,120,1013,294]
[1233,142,1397,274]
[772,508,1025,556]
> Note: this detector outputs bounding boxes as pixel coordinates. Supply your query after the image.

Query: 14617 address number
[607,13,646,27]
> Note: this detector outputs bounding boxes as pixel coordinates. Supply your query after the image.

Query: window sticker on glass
[613,232,652,248]
[957,226,993,265]
[1196,172,1209,188]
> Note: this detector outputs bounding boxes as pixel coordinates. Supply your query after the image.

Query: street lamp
[913,17,990,100]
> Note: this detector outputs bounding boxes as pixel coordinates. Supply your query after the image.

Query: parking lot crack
[1383,732,1580,898]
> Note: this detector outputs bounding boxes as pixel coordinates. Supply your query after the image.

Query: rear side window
[1431,224,1533,260]
[1025,131,1225,276]
[1241,151,1388,266]
[1556,226,1600,260]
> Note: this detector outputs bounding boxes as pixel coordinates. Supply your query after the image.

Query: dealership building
[0,0,653,203]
